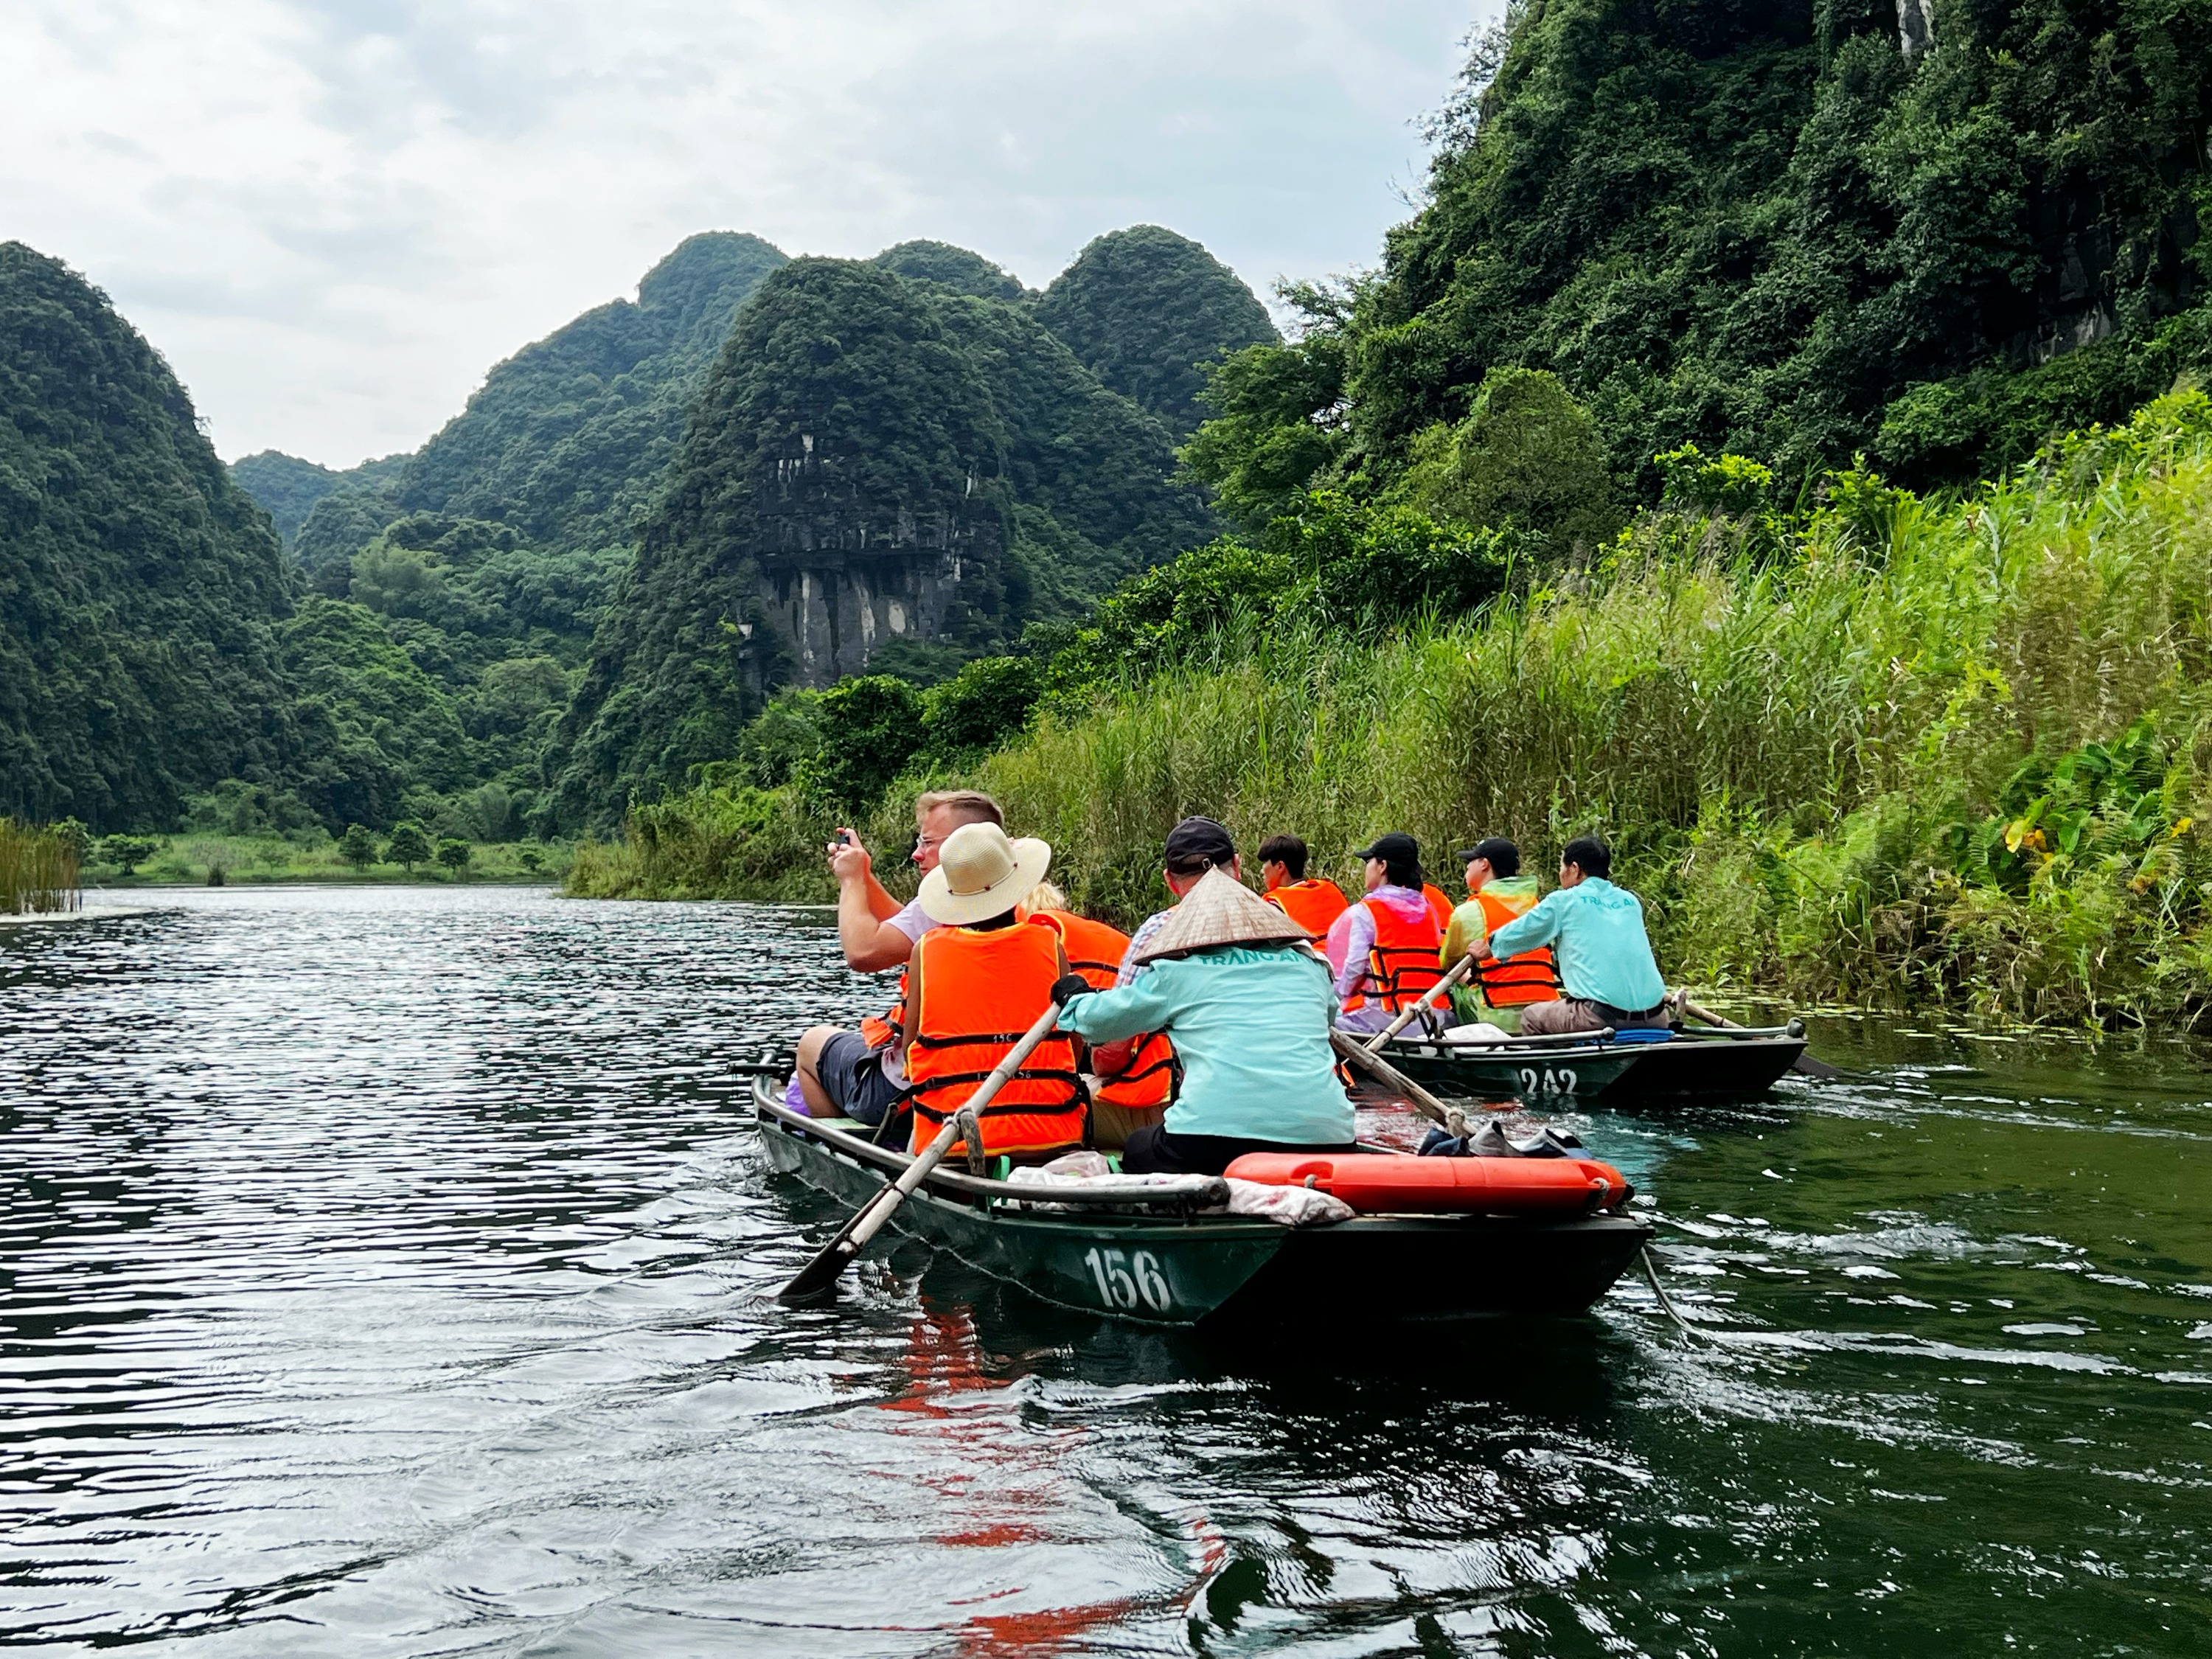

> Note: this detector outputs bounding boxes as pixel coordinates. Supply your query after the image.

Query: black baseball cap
[1164,815,1237,870]
[1352,832,1420,865]
[1455,836,1521,877]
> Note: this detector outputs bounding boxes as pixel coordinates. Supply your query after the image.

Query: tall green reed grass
[577,392,2212,1026]
[0,820,83,914]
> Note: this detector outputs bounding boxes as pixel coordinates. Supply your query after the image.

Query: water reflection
[2,886,2207,1655]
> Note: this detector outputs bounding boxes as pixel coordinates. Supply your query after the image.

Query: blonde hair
[914,789,1004,829]
[1017,880,1066,917]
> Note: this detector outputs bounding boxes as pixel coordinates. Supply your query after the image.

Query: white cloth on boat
[1439,1021,1514,1046]
[1005,1154,1352,1226]
[1217,1179,1354,1227]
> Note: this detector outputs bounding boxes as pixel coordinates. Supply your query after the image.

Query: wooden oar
[1677,992,1840,1080]
[1331,1027,1464,1133]
[776,999,1065,1306]
[1363,953,1478,1051]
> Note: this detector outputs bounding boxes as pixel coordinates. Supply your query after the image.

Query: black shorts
[815,1031,908,1125]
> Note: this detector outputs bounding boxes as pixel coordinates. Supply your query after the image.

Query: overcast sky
[3,1,1498,467]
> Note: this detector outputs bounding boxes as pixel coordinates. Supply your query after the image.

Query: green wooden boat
[1375,1021,1809,1104]
[751,1078,1652,1327]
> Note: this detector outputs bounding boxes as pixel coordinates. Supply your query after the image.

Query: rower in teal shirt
[1055,867,1356,1175]
[1479,836,1669,1037]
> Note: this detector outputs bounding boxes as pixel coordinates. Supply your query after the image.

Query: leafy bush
[383,822,434,872]
[437,838,471,872]
[796,676,927,813]
[1393,369,1622,549]
[99,835,160,875]
[338,825,379,871]
[922,657,1042,759]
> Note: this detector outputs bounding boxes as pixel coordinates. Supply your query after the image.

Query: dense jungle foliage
[1183,0,2212,524]
[580,393,2212,1026]
[1034,225,1279,436]
[0,243,297,832]
[541,254,1225,827]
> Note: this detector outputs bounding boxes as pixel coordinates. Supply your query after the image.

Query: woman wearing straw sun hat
[1054,864,1358,1175]
[895,822,1088,1163]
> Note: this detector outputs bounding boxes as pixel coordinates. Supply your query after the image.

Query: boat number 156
[1083,1248,1172,1312]
[1518,1066,1579,1095]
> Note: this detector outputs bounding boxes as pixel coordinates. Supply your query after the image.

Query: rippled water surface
[3,885,2207,1655]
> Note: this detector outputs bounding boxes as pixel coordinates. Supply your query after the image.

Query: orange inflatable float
[1222,1151,1632,1216]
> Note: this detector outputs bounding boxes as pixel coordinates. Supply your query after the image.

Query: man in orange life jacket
[900,823,1087,1161]
[793,789,1005,1127]
[1257,833,1349,937]
[1329,832,1449,1034]
[1024,901,1176,1152]
[1439,836,1557,1032]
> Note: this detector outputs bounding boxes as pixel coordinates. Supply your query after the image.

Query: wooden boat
[751,1078,1651,1327]
[1375,1020,1809,1104]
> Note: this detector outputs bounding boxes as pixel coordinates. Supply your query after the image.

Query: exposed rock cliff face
[542,250,1222,826]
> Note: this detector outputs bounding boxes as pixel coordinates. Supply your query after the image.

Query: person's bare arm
[831,832,916,971]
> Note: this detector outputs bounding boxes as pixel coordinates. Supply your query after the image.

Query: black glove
[1050,973,1094,1007]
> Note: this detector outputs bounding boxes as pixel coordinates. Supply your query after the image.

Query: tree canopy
[1034,226,1279,436]
[1184,0,2212,506]
[0,243,296,831]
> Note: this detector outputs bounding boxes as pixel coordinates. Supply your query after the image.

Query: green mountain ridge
[1187,0,2212,515]
[541,254,1225,826]
[0,242,297,832]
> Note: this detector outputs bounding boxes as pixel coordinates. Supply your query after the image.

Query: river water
[1,885,2205,1656]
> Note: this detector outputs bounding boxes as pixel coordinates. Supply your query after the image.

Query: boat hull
[1379,1028,1806,1103]
[751,1084,1650,1326]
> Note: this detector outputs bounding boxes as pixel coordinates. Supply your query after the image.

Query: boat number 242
[1518,1065,1579,1095]
[1082,1248,1172,1312]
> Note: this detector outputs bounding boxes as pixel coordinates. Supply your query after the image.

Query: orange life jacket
[905,924,1087,1158]
[1026,909,1175,1110]
[859,972,907,1050]
[1362,894,1446,1012]
[1470,889,1560,1007]
[1265,877,1349,938]
[1422,883,1455,933]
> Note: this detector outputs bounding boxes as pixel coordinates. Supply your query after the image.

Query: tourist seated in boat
[1023,893,1175,1154]
[1256,833,1349,935]
[900,821,1087,1161]
[1054,867,1356,1175]
[1474,836,1669,1037]
[1439,837,1557,1033]
[1115,815,1243,977]
[793,789,1005,1127]
[1329,832,1450,1034]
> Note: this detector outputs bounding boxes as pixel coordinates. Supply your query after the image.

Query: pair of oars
[1360,953,1840,1079]
[776,999,1065,1305]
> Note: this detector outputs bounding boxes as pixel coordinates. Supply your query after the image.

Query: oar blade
[777,1235,859,1306]
[1790,1052,1842,1081]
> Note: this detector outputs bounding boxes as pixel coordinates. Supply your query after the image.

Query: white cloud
[0,0,1496,465]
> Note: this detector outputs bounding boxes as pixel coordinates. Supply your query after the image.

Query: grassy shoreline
[88,834,574,888]
[575,394,2212,1029]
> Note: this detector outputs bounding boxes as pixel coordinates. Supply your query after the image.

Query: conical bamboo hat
[1130,866,1315,964]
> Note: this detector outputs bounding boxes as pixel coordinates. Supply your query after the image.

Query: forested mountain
[543,255,1219,825]
[872,240,1027,300]
[231,450,404,551]
[0,243,296,832]
[1187,0,2212,513]
[1034,225,1279,435]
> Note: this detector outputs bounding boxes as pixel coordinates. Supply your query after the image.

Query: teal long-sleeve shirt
[1056,943,1354,1144]
[1486,877,1668,1011]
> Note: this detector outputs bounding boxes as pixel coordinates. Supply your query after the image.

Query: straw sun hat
[1130,866,1315,965]
[917,822,1054,926]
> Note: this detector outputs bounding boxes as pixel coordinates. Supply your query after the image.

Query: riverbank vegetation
[0,819,80,914]
[80,829,568,887]
[575,392,2212,1028]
